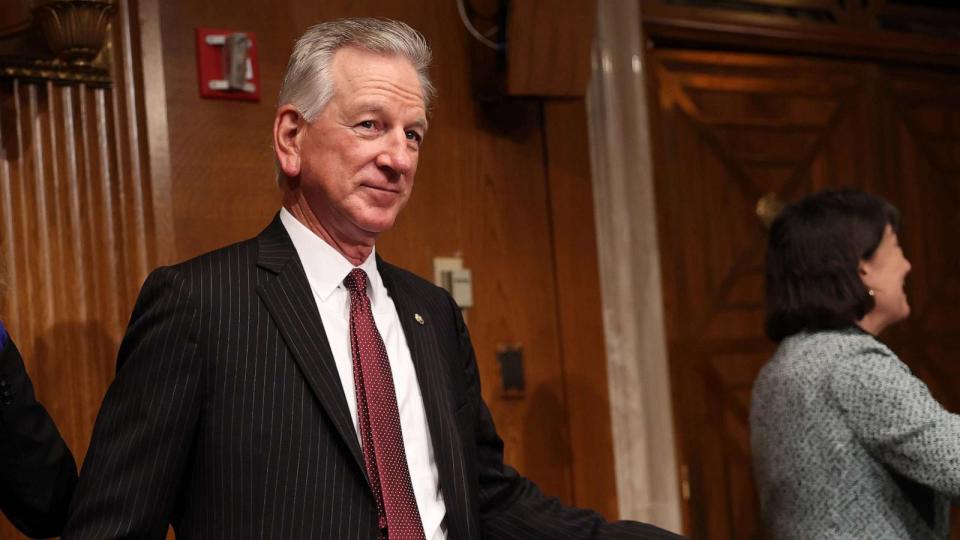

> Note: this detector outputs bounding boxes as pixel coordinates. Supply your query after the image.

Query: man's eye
[405,130,422,143]
[358,120,375,129]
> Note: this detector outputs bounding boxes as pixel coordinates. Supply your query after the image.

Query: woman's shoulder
[781,328,896,360]
[762,328,904,385]
[810,329,915,397]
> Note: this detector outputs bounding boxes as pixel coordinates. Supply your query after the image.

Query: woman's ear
[274,105,304,179]
[858,259,877,291]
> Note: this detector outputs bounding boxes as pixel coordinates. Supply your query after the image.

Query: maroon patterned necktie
[344,268,426,540]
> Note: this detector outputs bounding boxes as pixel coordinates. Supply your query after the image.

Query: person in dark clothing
[0,319,78,538]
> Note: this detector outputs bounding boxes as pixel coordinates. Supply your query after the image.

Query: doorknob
[756,192,785,229]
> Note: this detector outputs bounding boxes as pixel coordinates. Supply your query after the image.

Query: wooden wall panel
[0,1,165,537]
[543,98,618,518]
[506,0,596,96]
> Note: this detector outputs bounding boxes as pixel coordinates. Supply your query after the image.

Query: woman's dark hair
[765,188,901,341]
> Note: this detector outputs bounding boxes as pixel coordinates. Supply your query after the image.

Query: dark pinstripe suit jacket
[64,216,682,540]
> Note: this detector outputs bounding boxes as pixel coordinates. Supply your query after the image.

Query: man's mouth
[361,184,402,204]
[361,181,400,193]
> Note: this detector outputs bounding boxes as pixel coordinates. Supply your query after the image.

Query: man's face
[294,46,427,243]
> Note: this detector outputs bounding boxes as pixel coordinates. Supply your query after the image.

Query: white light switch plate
[433,256,463,286]
[433,256,473,308]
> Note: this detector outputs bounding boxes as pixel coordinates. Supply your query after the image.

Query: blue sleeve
[0,320,7,350]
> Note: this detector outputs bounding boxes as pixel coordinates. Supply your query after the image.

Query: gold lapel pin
[414,313,424,325]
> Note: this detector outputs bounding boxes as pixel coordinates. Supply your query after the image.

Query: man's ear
[274,105,304,179]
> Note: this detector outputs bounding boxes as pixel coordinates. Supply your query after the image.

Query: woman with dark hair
[750,188,960,538]
[0,258,77,538]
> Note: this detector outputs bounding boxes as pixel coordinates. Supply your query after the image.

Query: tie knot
[344,268,369,295]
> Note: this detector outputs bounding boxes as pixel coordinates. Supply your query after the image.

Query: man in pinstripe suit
[64,18,682,540]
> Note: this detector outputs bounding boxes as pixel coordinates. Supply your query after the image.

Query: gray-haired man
[65,18,683,539]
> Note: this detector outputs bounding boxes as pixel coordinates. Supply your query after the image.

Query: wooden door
[650,47,960,538]
[874,67,960,536]
[648,49,878,539]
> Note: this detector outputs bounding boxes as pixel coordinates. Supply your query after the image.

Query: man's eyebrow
[410,118,429,132]
[352,102,429,132]
[354,102,386,116]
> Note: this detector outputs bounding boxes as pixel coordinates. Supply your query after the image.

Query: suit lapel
[379,258,475,539]
[255,215,365,472]
[378,259,448,445]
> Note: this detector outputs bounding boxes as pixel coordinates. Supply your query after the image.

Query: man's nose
[376,130,414,176]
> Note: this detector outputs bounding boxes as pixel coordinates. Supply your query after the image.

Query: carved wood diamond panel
[652,51,873,343]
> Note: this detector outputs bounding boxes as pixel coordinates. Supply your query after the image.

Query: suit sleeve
[450,299,683,540]
[64,267,204,539]
[0,336,78,539]
[829,344,960,500]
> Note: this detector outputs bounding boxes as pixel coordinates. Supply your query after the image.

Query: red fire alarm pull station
[195,27,261,101]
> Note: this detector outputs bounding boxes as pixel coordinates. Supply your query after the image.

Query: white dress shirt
[280,209,447,539]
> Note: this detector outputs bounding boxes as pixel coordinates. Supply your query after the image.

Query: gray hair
[277,18,435,122]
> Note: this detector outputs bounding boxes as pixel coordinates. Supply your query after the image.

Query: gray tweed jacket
[750,328,960,539]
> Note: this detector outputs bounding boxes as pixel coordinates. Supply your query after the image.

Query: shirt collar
[279,208,385,306]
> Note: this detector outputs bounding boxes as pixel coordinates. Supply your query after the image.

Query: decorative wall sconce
[34,0,116,65]
[0,0,116,86]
